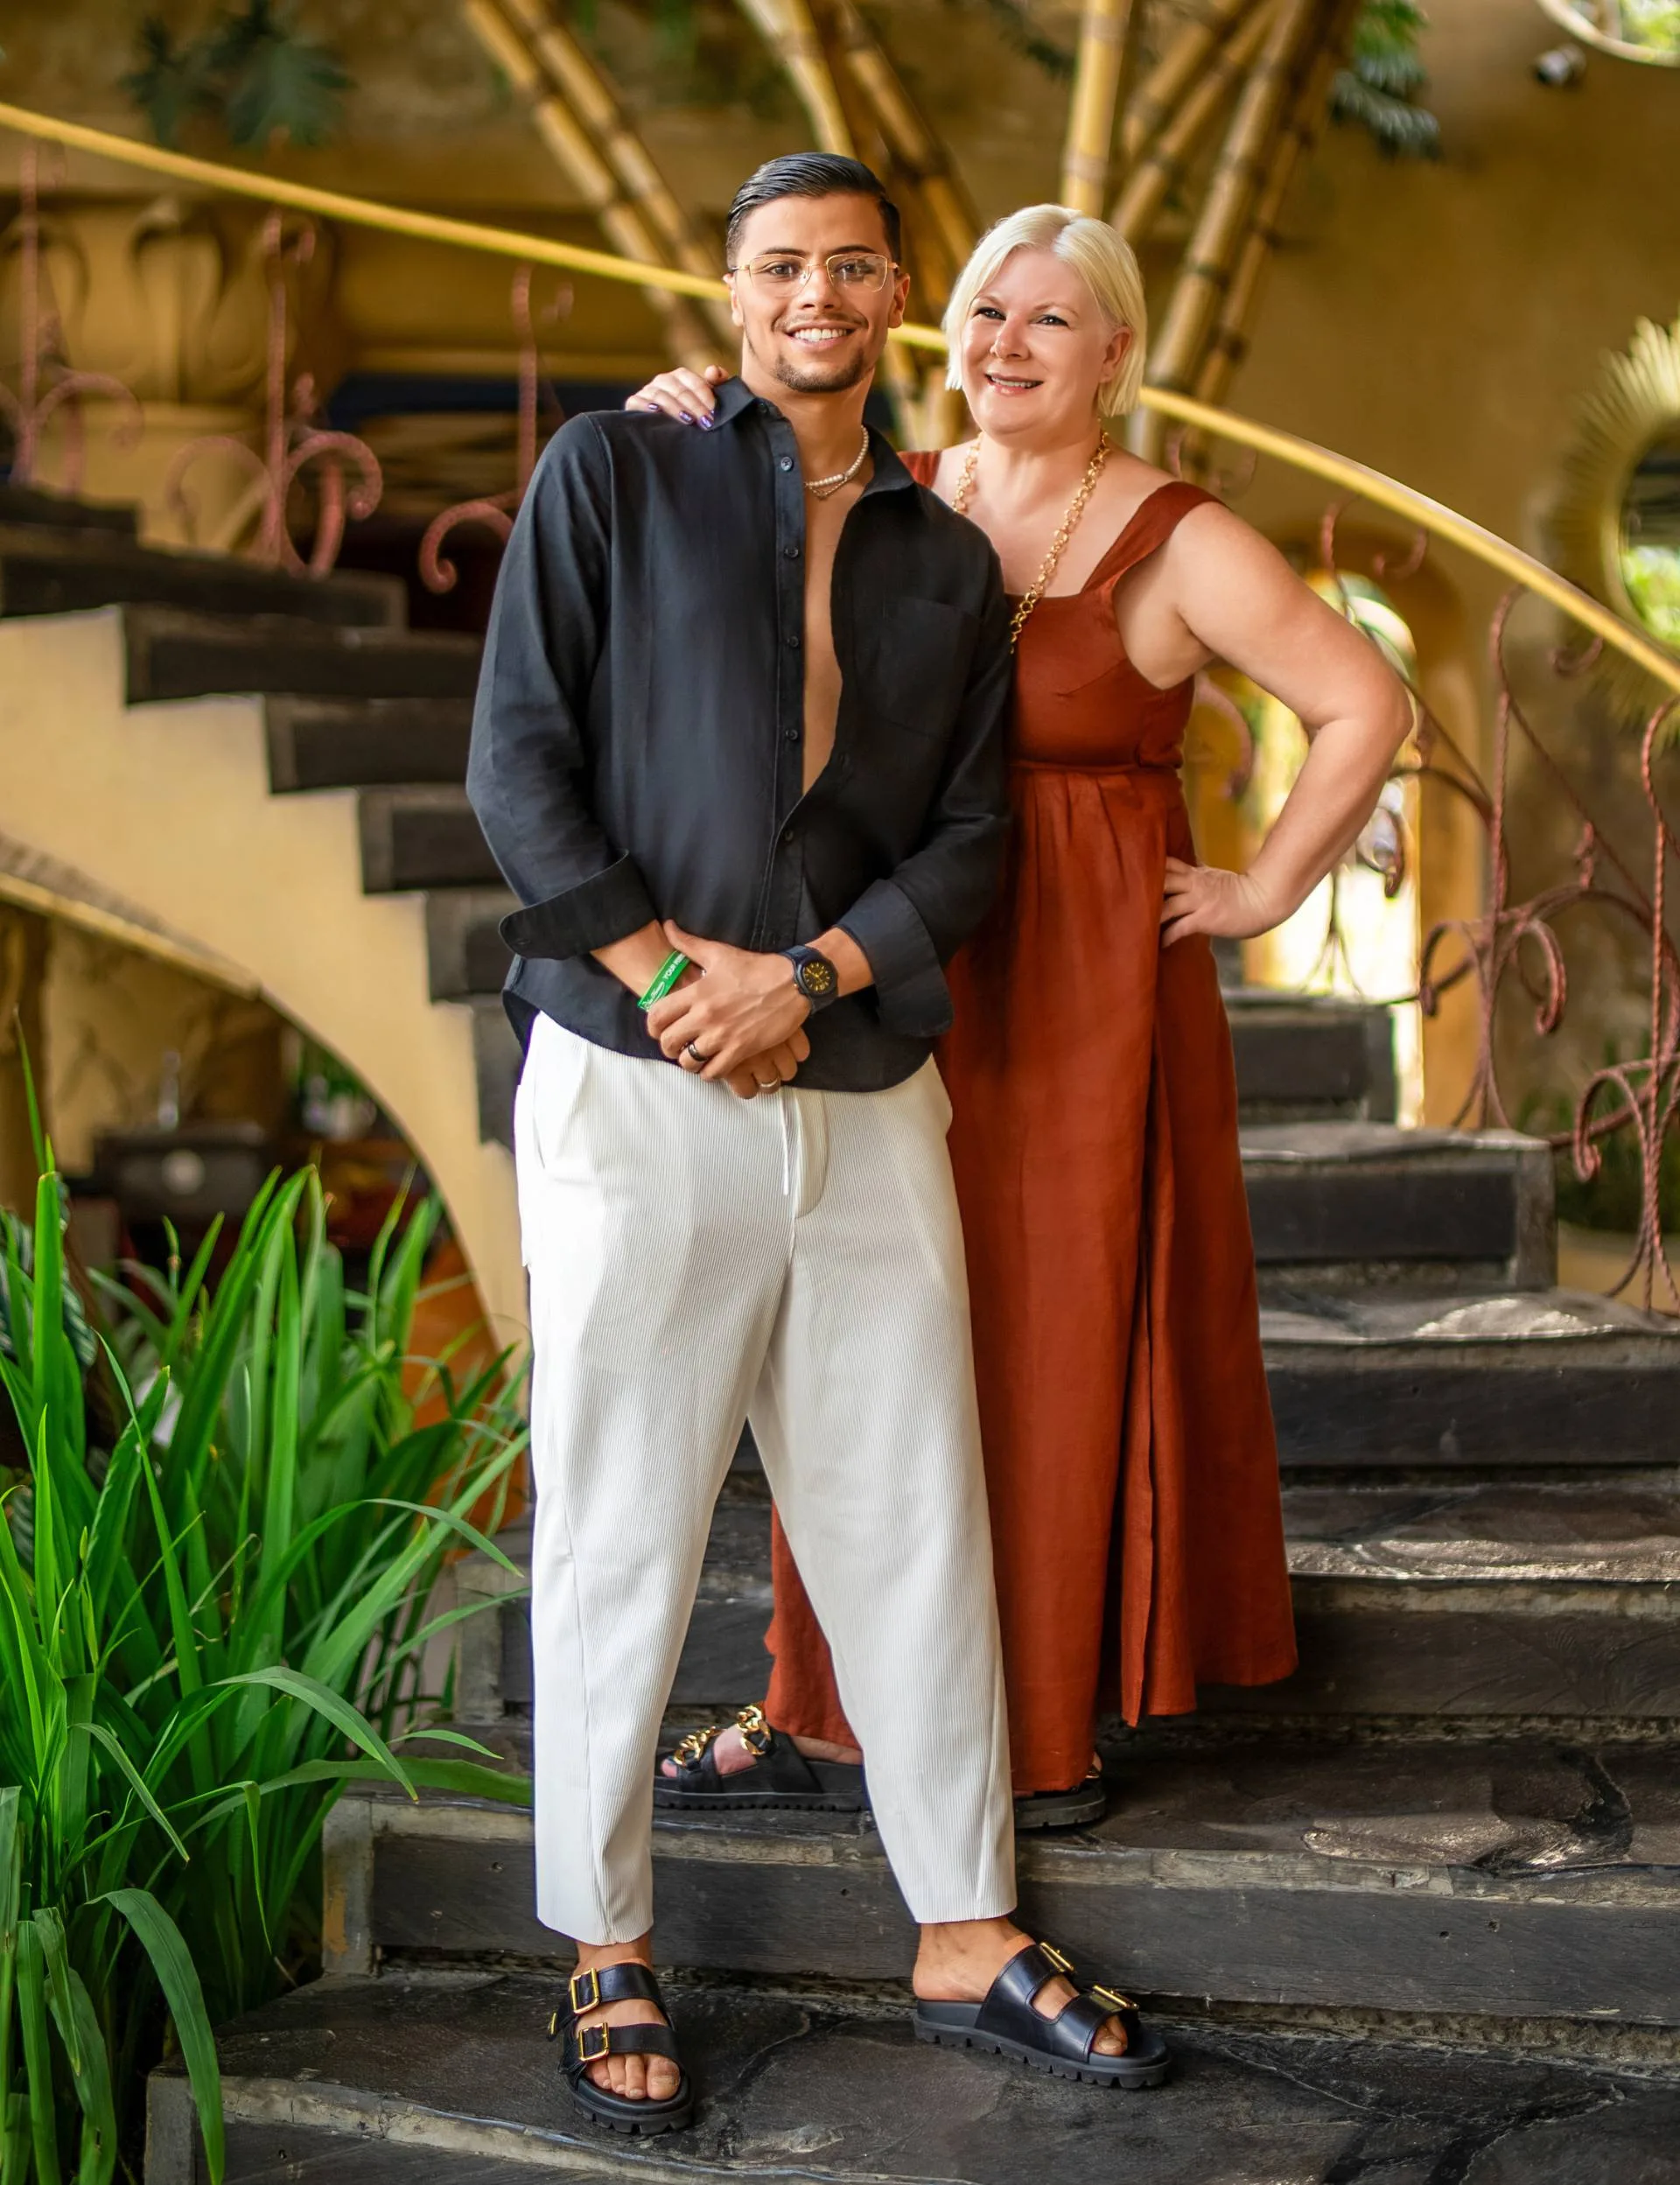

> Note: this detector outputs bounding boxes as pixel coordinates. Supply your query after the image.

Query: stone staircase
[152,868,1680,2169]
[5,481,1674,2181]
[0,481,523,1332]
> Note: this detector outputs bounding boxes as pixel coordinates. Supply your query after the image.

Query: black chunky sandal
[1015,1765,1108,1832]
[914,1940,1170,2089]
[549,1962,695,2134]
[654,1705,866,1812]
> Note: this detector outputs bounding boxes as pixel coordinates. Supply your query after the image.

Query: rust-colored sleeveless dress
[765,473,1298,1794]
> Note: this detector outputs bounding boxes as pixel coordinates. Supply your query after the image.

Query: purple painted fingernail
[681,410,696,424]
[701,415,715,429]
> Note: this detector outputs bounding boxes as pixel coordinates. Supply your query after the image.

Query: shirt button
[786,633,802,648]
[784,544,802,560]
[783,825,796,843]
[778,456,794,473]
[785,727,800,742]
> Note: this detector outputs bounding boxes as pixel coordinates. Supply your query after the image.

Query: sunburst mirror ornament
[1550,309,1680,720]
[1536,0,1680,62]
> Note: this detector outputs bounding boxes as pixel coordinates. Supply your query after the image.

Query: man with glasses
[468,152,1035,2129]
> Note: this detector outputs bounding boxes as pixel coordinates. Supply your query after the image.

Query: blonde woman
[634,207,1408,1829]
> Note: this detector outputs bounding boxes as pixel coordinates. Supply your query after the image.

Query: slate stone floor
[187,1969,1680,2184]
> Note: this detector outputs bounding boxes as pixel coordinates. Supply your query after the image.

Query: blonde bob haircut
[942,204,1148,419]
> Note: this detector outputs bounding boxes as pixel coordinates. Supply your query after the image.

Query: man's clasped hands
[646,921,814,1100]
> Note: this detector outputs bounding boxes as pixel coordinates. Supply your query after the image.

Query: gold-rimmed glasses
[727,250,897,295]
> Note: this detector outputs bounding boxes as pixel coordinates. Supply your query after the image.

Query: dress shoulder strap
[1085,479,1220,595]
[902,448,942,489]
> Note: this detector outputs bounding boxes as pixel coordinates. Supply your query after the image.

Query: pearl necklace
[953,436,1110,648]
[804,427,871,500]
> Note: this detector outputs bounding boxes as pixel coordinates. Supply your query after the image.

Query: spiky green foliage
[1333,0,1441,158]
[119,18,222,150]
[1,1162,530,2178]
[122,3,352,152]
[205,0,353,149]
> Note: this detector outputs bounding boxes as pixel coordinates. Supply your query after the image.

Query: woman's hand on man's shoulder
[625,363,732,425]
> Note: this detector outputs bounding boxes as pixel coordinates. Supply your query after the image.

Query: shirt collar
[716,375,916,495]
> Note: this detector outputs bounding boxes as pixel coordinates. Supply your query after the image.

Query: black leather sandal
[548,1962,695,2134]
[914,1940,1170,2089]
[1015,1766,1108,1832]
[654,1705,866,1812]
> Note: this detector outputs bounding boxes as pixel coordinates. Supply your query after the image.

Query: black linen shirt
[466,375,1013,1091]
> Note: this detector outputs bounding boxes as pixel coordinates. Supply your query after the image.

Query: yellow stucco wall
[0,608,526,1336]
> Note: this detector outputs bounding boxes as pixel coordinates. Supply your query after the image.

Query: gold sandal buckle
[576,2023,612,2062]
[736,1704,774,1757]
[1091,1984,1135,2013]
[568,1966,602,2014]
[1040,1942,1075,1976]
[670,1721,722,1768]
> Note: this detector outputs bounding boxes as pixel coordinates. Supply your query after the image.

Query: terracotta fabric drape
[765,474,1297,1794]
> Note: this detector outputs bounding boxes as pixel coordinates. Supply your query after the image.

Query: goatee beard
[764,340,870,396]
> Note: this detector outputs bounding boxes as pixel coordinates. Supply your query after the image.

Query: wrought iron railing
[3,101,1678,1306]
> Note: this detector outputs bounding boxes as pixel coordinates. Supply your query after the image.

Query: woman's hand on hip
[625,363,730,424]
[1159,858,1284,947]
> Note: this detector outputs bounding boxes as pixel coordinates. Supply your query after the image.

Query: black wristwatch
[783,945,841,1012]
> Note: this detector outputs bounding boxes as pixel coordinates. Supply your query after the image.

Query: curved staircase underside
[0,493,526,1334]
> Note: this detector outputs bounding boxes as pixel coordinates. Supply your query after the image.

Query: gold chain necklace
[805,427,871,500]
[952,436,1110,648]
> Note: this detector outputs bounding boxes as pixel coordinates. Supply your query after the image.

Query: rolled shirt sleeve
[836,560,1013,1035]
[467,418,656,961]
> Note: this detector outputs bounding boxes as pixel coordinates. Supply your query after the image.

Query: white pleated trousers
[514,1013,1015,1943]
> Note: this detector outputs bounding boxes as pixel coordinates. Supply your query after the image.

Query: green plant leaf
[14,1921,64,2185]
[218,1666,414,1794]
[98,1891,223,2185]
[121,15,220,147]
[84,1723,191,1863]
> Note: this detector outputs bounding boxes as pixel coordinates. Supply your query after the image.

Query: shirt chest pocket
[862,595,980,742]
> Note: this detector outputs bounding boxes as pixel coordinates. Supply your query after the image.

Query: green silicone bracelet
[638,949,691,1012]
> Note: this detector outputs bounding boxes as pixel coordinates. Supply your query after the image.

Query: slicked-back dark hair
[725,153,901,268]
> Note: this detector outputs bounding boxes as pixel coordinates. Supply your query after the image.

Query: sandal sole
[572,2103,696,2135]
[914,2020,1170,2090]
[1013,1789,1109,1832]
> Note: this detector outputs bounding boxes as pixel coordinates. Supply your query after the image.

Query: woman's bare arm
[1155,505,1414,947]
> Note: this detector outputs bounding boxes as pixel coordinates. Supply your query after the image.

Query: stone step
[427,890,518,1002]
[145,1961,1680,2184]
[459,1461,1680,1729]
[265,697,474,791]
[1243,1122,1554,1292]
[1222,989,1396,1122]
[0,480,136,535]
[1219,1469,1680,1721]
[122,606,480,705]
[0,525,404,629]
[1263,1285,1680,1466]
[358,789,498,894]
[316,1727,1680,2031]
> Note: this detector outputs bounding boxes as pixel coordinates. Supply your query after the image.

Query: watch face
[798,956,837,999]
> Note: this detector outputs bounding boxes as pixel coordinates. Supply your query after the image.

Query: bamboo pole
[1119,0,1257,167]
[1112,0,1275,244]
[494,0,735,342]
[462,0,719,365]
[1060,0,1137,216]
[1143,0,1326,407]
[1193,18,1348,413]
[733,0,856,153]
[824,0,977,282]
